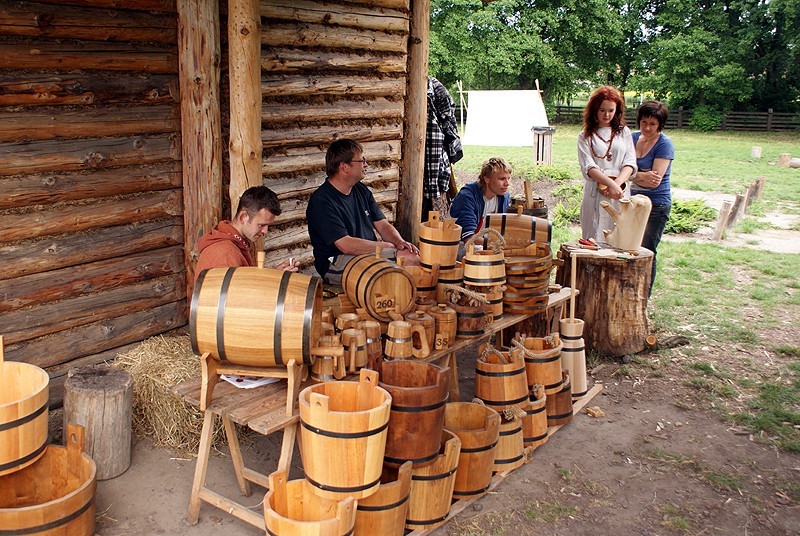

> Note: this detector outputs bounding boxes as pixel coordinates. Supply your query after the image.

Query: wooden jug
[384,320,429,359]
[404,310,435,353]
[341,328,368,374]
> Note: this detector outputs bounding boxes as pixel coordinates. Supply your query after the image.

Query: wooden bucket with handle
[445,402,501,500]
[353,462,412,536]
[404,429,461,531]
[419,211,462,271]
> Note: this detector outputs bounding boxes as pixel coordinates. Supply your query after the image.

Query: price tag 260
[374,297,394,313]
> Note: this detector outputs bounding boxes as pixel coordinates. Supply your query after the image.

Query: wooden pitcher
[310,335,347,382]
[384,320,429,359]
[357,320,383,373]
[404,310,435,352]
[341,328,367,374]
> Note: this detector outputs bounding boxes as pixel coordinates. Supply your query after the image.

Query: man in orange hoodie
[195,186,297,280]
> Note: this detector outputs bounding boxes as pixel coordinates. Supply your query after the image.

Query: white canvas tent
[461,88,549,147]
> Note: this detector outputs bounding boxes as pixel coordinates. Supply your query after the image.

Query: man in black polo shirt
[307,139,420,285]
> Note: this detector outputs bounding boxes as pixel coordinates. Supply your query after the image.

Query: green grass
[524,500,578,524]
[659,503,693,533]
[648,449,743,493]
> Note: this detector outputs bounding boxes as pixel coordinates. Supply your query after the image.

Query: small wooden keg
[342,252,416,323]
[428,303,457,351]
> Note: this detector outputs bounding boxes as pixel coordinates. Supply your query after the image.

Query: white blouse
[577,126,637,179]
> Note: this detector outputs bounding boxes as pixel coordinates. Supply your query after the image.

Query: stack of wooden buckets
[0,336,98,535]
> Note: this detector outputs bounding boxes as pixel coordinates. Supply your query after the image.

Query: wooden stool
[170,358,306,531]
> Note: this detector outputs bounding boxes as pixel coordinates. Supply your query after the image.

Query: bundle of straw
[114,334,226,454]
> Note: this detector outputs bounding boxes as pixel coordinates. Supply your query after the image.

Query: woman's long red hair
[582,86,626,137]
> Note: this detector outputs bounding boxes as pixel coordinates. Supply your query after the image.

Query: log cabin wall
[0,0,185,404]
[251,0,411,269]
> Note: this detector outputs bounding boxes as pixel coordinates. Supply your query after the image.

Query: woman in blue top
[631,100,675,295]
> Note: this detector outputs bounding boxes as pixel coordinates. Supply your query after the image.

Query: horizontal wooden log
[2,273,184,345]
[0,133,180,176]
[3,300,186,369]
[0,105,180,142]
[263,139,401,175]
[260,0,409,32]
[262,122,402,149]
[261,47,406,73]
[272,182,398,225]
[47,342,142,408]
[0,189,183,242]
[0,1,176,43]
[263,97,403,123]
[0,162,182,210]
[29,0,176,13]
[261,74,405,98]
[262,22,407,53]
[267,164,399,198]
[0,43,177,73]
[0,217,184,280]
[0,73,178,107]
[0,245,184,311]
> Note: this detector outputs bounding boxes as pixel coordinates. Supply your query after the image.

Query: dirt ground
[47,179,799,535]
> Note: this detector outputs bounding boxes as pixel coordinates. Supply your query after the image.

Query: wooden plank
[261,22,406,53]
[0,43,177,73]
[2,273,184,345]
[0,105,179,142]
[0,245,185,312]
[271,183,398,226]
[260,0,408,32]
[263,139,401,175]
[0,162,182,210]
[0,1,176,43]
[262,122,402,149]
[0,217,184,280]
[177,0,223,298]
[261,74,405,98]
[261,47,406,73]
[30,0,176,12]
[712,200,732,241]
[3,300,186,369]
[0,133,180,176]
[266,164,399,199]
[0,73,178,107]
[262,97,403,123]
[0,188,183,242]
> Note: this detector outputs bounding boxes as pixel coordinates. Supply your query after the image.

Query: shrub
[665,199,717,233]
[552,182,582,225]
[689,105,723,131]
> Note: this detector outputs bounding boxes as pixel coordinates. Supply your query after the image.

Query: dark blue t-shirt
[631,131,675,205]
[307,180,385,277]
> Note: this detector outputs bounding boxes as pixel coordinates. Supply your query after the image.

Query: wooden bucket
[517,335,563,393]
[493,417,524,473]
[357,320,383,373]
[0,423,96,535]
[504,243,553,277]
[299,369,391,499]
[435,262,463,302]
[484,213,552,248]
[560,318,589,399]
[341,328,368,374]
[419,211,461,271]
[353,462,411,536]
[0,341,49,476]
[521,385,548,449]
[463,245,506,287]
[264,470,356,536]
[311,335,346,382]
[546,370,573,427]
[405,310,435,352]
[474,347,529,414]
[379,360,449,468]
[342,253,416,323]
[405,429,461,531]
[404,265,439,300]
[444,402,500,500]
[468,285,503,322]
[191,267,323,367]
[428,303,457,351]
[451,301,489,340]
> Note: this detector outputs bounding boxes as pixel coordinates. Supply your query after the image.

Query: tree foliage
[429,0,800,111]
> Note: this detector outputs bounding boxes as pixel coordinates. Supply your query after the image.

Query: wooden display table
[555,243,653,356]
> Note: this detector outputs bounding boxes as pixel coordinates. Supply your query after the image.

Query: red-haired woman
[577,86,637,241]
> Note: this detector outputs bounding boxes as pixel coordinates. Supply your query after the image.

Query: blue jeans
[642,203,671,296]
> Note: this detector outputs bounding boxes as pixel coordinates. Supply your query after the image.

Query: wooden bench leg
[222,415,250,497]
[277,421,298,473]
[188,410,214,524]
[445,351,460,402]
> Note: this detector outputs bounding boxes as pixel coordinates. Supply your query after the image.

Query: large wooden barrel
[405,429,461,531]
[445,402,500,500]
[521,385,548,449]
[379,361,449,468]
[474,348,529,414]
[299,369,391,499]
[0,423,96,536]
[342,254,416,323]
[264,470,356,536]
[191,267,323,367]
[0,342,49,477]
[484,213,552,248]
[354,462,412,536]
[493,417,524,473]
[419,211,461,271]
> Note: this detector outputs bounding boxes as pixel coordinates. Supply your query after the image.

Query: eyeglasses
[348,158,367,165]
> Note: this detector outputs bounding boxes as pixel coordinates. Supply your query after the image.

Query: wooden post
[725,194,745,229]
[778,153,791,167]
[228,0,263,210]
[397,0,430,244]
[177,0,222,299]
[63,364,133,480]
[713,200,732,241]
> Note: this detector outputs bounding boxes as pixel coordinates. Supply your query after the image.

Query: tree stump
[555,243,653,357]
[64,364,133,480]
